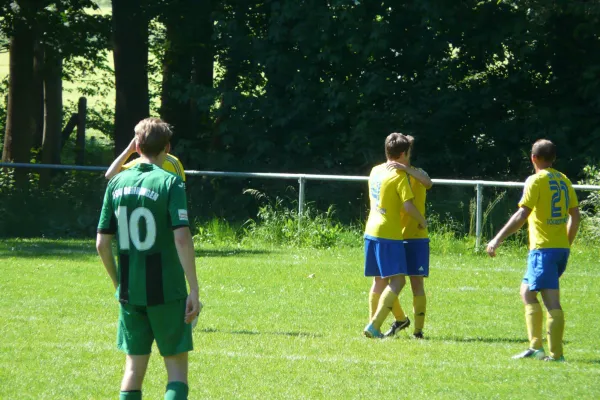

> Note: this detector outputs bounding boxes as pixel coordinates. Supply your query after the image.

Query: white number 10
[117,206,157,251]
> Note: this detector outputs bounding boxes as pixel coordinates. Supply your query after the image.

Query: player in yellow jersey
[487,139,580,361]
[105,136,186,181]
[383,135,433,339]
[363,133,428,339]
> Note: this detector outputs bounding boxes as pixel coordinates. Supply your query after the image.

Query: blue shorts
[404,239,430,277]
[523,249,570,291]
[364,236,408,278]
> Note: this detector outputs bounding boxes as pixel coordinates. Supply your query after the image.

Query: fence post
[476,183,483,250]
[298,176,306,232]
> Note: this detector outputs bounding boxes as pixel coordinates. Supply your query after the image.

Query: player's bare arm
[174,227,203,323]
[567,207,581,245]
[96,233,118,289]
[104,138,138,180]
[403,200,427,229]
[386,162,433,189]
[486,206,531,257]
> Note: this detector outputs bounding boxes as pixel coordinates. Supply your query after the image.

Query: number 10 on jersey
[117,206,157,251]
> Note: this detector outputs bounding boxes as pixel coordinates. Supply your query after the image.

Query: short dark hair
[531,139,556,163]
[385,133,411,160]
[134,118,173,157]
[405,134,415,151]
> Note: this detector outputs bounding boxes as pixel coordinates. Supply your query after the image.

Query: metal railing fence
[2,162,600,249]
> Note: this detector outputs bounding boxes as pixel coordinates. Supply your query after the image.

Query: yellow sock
[369,292,381,320]
[413,295,426,334]
[525,303,543,349]
[547,309,565,359]
[371,287,398,330]
[392,298,407,322]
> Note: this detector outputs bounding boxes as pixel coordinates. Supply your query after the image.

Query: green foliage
[243,189,361,248]
[577,164,600,242]
[193,218,240,247]
[167,0,600,185]
[0,169,105,237]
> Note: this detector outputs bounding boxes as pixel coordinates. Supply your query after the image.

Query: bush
[578,165,600,243]
[0,169,105,238]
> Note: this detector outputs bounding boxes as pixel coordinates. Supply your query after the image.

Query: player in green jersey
[97,118,202,400]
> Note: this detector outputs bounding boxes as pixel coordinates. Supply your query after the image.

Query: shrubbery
[578,165,600,243]
[0,169,105,237]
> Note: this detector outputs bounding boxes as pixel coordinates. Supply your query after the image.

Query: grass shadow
[195,249,272,258]
[199,327,322,338]
[0,239,96,259]
[430,335,570,345]
[575,359,600,365]
[0,239,272,259]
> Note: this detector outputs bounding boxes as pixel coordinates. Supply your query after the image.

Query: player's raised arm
[406,167,433,189]
[387,162,433,189]
[105,138,138,180]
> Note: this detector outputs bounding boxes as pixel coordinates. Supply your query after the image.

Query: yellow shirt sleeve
[122,158,140,170]
[519,176,539,210]
[122,155,185,182]
[163,154,186,182]
[396,172,414,204]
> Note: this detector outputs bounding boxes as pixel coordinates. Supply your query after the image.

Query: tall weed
[241,189,362,248]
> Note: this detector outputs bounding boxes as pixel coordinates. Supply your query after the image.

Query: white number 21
[116,206,157,251]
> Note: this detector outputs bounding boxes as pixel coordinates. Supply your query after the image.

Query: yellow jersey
[365,163,414,241]
[519,168,578,250]
[401,168,429,239]
[123,153,186,182]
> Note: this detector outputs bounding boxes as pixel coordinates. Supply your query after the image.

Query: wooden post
[76,97,86,165]
[60,113,78,149]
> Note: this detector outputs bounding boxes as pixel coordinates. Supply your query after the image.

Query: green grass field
[1,239,599,399]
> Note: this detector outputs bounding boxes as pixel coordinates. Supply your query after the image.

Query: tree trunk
[190,0,213,142]
[112,0,149,155]
[160,0,213,148]
[32,41,44,150]
[160,11,193,144]
[41,53,63,169]
[2,16,36,186]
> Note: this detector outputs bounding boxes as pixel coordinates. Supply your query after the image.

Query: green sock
[165,381,189,400]
[120,390,142,400]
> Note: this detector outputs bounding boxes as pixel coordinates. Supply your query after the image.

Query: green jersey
[97,163,190,306]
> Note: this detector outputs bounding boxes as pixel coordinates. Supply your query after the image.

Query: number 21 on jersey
[549,180,570,218]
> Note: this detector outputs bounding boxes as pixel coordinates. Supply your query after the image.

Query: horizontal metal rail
[2,162,599,190]
[2,162,600,250]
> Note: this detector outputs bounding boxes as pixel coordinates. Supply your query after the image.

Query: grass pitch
[0,239,599,399]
